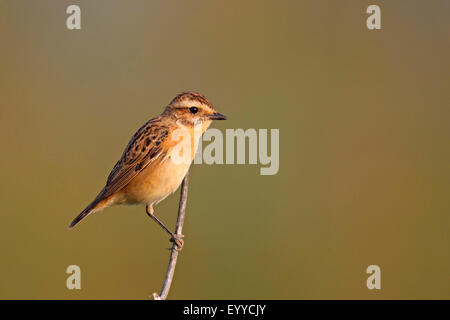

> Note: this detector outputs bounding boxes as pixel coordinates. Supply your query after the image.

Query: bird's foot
[169,234,184,251]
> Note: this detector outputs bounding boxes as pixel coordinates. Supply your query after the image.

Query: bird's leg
[146,204,184,250]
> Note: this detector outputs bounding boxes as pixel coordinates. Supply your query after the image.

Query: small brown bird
[69,92,226,249]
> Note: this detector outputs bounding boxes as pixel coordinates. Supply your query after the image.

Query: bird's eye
[189,107,198,114]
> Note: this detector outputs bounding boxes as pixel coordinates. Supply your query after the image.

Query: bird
[69,91,226,249]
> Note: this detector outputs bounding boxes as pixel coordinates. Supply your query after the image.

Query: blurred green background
[0,0,449,299]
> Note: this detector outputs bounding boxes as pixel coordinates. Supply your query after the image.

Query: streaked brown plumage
[69,91,226,248]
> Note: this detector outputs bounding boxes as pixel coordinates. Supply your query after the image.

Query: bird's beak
[209,112,227,120]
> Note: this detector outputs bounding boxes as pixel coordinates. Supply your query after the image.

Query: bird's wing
[99,118,171,200]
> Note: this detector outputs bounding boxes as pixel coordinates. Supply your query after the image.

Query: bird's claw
[170,234,184,251]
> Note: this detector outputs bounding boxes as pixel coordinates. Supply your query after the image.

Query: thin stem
[152,171,189,300]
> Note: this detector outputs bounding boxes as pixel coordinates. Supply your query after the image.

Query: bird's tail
[69,192,109,229]
[69,210,91,229]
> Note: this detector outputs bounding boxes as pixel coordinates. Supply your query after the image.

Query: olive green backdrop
[0,0,449,299]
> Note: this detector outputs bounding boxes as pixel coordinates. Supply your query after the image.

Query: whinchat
[69,92,226,249]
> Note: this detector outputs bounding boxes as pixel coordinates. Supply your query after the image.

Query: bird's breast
[120,129,199,206]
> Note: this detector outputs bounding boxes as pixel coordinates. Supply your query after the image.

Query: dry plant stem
[152,171,189,300]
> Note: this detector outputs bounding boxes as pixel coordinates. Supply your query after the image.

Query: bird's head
[163,92,226,129]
